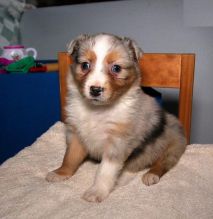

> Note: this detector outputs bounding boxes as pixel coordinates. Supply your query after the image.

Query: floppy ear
[122,37,143,62]
[67,34,90,55]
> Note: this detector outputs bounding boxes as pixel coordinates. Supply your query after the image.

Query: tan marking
[84,50,97,63]
[105,51,121,64]
[53,133,88,177]
[104,67,138,103]
[71,64,88,94]
[146,142,171,178]
[107,122,131,137]
[71,50,96,94]
[147,138,185,178]
[148,157,167,178]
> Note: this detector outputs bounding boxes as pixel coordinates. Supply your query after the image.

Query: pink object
[0,57,15,66]
[4,45,24,49]
[2,45,37,61]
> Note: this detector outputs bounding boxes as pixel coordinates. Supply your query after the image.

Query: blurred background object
[0,0,35,54]
[34,0,119,7]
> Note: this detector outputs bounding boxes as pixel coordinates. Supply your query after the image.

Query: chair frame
[58,52,195,144]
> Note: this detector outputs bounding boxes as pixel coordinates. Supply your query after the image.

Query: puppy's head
[68,33,143,105]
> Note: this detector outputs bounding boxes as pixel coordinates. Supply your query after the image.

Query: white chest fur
[66,87,138,160]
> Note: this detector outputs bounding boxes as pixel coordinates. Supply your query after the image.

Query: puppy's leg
[83,122,132,202]
[46,133,87,182]
[82,158,122,202]
[142,140,186,186]
[142,156,164,186]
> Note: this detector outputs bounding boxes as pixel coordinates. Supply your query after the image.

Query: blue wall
[0,73,60,164]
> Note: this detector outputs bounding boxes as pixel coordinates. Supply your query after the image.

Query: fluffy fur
[46,33,186,202]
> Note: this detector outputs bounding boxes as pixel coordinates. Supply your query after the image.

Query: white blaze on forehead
[85,35,111,87]
[93,35,112,71]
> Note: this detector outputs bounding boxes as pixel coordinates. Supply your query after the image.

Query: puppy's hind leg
[142,139,186,186]
[46,133,87,182]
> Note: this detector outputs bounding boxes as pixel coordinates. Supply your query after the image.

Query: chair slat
[58,52,71,122]
[140,54,182,88]
[179,54,195,143]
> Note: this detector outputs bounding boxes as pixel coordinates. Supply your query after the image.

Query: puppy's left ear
[122,37,143,62]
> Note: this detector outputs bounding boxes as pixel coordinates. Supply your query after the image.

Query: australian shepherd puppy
[46,33,186,202]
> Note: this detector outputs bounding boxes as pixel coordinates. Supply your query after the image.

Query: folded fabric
[6,56,35,73]
[0,57,14,66]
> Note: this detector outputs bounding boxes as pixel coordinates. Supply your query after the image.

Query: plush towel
[0,122,213,219]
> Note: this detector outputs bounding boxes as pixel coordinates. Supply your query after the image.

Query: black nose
[90,86,104,97]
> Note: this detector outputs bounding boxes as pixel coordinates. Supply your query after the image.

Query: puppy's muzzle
[90,86,104,97]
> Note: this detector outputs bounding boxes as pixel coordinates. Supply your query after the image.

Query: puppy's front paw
[46,171,71,182]
[142,172,160,186]
[82,186,109,203]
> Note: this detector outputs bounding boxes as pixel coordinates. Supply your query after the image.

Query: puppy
[46,33,186,202]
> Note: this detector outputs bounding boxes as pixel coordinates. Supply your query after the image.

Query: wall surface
[184,0,213,26]
[21,0,213,144]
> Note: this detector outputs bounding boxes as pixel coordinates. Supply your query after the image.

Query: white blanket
[0,122,213,219]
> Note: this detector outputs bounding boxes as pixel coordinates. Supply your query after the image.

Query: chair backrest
[58,52,195,144]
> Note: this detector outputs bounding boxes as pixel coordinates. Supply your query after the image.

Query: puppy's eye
[81,62,90,72]
[111,65,121,74]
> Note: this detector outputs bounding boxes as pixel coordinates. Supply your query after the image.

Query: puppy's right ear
[67,34,89,55]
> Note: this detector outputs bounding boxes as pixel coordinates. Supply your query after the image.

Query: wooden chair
[58,52,195,144]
